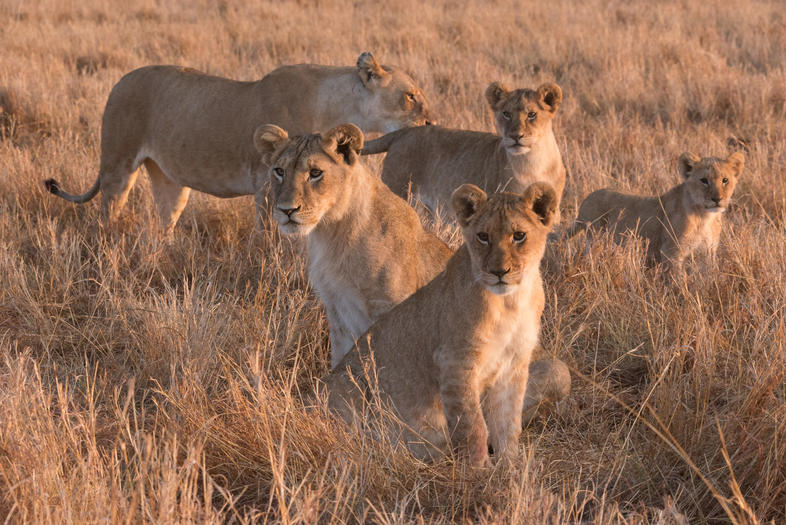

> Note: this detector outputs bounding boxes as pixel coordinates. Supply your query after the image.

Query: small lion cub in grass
[324,182,557,467]
[569,152,744,272]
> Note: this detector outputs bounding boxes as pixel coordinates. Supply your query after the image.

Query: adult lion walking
[44,53,432,234]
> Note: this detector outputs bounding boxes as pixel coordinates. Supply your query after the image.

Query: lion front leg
[484,363,527,462]
[438,362,489,467]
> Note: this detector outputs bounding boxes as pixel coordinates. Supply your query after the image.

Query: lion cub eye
[309,169,323,181]
[513,231,527,243]
[527,111,537,121]
[700,177,709,186]
[476,232,489,245]
[502,111,512,121]
[273,168,284,181]
[406,92,417,102]
[722,177,729,185]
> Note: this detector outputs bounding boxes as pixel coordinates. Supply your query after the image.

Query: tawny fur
[570,152,744,271]
[324,183,558,467]
[255,123,451,367]
[255,124,570,424]
[44,53,431,235]
[363,82,566,225]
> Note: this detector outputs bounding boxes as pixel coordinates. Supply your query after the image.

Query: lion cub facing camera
[570,152,744,271]
[324,182,557,467]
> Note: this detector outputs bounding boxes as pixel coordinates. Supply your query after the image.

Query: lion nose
[490,268,510,279]
[425,120,434,126]
[712,197,721,205]
[278,205,301,217]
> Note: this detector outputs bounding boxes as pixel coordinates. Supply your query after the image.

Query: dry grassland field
[2,0,786,523]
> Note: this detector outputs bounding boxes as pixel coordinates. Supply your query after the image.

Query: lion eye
[273,167,284,180]
[476,232,489,244]
[406,92,417,102]
[527,111,537,121]
[722,178,728,185]
[513,231,527,243]
[502,111,511,120]
[700,177,709,186]
[309,169,323,181]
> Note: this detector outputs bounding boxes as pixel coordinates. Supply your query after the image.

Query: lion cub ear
[485,82,510,110]
[678,152,702,179]
[253,124,289,165]
[322,123,364,165]
[537,83,562,114]
[357,52,391,88]
[452,184,488,227]
[726,151,745,177]
[521,182,557,227]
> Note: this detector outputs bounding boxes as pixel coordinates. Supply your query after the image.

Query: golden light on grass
[1,0,785,522]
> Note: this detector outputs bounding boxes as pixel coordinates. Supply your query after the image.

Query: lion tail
[563,220,587,239]
[44,175,100,203]
[361,127,414,155]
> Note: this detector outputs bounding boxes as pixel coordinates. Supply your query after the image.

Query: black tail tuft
[44,178,60,194]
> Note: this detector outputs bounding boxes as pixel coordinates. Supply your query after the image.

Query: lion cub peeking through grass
[324,182,558,467]
[569,151,744,272]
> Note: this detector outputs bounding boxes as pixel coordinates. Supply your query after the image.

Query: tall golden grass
[1,0,785,522]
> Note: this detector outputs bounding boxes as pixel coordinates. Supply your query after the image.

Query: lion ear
[452,184,488,227]
[357,52,391,89]
[537,83,562,113]
[521,182,557,227]
[678,152,701,179]
[253,124,289,165]
[485,82,510,110]
[726,151,745,177]
[322,123,364,165]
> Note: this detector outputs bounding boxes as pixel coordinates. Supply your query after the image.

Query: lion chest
[308,244,374,343]
[669,212,723,259]
[471,303,540,388]
[689,214,721,251]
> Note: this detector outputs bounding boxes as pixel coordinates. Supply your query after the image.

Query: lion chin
[506,144,533,155]
[484,281,519,296]
[278,221,315,236]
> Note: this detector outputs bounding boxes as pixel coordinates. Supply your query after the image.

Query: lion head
[254,123,365,236]
[485,82,562,155]
[356,52,432,132]
[452,182,557,295]
[678,151,744,213]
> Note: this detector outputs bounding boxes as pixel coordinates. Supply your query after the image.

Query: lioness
[44,53,432,234]
[324,183,557,466]
[362,81,566,224]
[570,152,744,271]
[254,123,569,421]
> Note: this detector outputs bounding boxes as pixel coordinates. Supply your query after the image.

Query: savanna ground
[1,0,785,522]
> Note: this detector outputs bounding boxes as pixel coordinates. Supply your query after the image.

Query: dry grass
[1,0,785,522]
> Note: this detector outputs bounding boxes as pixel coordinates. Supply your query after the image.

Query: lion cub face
[679,151,744,213]
[485,82,562,155]
[452,182,557,295]
[356,52,432,132]
[254,123,365,236]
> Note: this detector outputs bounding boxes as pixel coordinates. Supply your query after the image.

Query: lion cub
[571,152,744,270]
[324,183,557,467]
[363,82,566,224]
